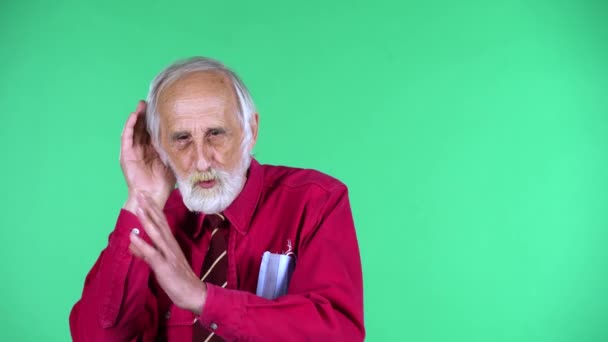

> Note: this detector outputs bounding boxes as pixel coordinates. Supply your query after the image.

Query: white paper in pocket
[256,251,295,300]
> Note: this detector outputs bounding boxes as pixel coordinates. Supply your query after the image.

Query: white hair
[145,56,256,160]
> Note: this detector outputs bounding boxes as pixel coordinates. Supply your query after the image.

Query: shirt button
[131,228,140,235]
[209,322,218,330]
[165,311,171,319]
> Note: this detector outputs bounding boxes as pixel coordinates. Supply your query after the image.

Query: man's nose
[194,143,212,171]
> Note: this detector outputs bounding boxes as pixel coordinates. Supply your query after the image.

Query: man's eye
[209,129,224,136]
[172,134,191,143]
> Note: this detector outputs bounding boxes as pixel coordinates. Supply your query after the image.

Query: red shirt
[70,159,365,341]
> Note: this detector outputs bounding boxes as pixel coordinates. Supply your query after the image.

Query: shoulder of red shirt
[259,162,347,194]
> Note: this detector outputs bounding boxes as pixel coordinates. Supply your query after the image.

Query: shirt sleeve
[69,209,159,342]
[197,186,365,341]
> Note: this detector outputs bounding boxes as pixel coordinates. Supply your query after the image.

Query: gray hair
[145,56,256,157]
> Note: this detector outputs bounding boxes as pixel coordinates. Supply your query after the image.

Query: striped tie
[193,213,228,342]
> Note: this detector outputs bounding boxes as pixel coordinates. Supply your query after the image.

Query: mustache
[189,170,218,183]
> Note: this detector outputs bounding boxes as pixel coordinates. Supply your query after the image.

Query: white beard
[175,153,251,214]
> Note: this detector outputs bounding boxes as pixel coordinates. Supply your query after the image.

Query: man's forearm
[70,210,156,341]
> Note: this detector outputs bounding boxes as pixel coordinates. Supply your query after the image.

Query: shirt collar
[191,158,263,238]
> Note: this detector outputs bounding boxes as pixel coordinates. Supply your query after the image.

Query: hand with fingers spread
[129,192,207,314]
[120,101,176,213]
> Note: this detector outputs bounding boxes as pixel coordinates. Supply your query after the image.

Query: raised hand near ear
[120,100,176,212]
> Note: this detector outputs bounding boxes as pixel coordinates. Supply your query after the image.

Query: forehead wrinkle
[170,97,226,120]
[166,99,234,132]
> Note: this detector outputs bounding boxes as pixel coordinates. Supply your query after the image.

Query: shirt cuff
[197,283,247,341]
[113,209,152,247]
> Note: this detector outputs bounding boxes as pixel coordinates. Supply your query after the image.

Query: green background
[1,0,607,341]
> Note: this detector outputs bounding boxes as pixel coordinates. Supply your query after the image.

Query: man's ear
[249,112,259,150]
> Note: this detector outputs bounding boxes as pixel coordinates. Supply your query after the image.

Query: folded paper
[256,251,295,300]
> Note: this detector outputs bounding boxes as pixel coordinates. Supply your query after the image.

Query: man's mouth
[196,179,217,189]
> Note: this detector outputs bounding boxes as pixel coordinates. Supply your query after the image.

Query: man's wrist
[191,282,208,316]
[123,191,170,213]
[123,196,138,214]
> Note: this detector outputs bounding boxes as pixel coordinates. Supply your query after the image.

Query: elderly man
[70,57,364,341]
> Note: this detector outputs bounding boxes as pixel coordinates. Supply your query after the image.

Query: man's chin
[182,194,224,213]
[191,185,219,197]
